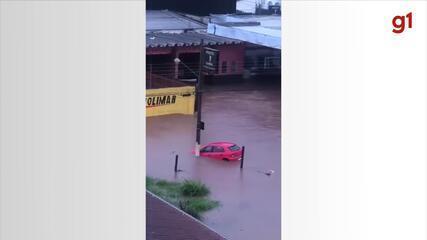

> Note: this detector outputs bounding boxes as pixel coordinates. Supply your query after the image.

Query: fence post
[240,146,245,169]
[174,154,178,172]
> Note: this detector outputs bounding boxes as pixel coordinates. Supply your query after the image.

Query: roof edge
[146,190,228,240]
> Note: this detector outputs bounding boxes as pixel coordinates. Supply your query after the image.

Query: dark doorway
[147,54,174,77]
[177,53,200,80]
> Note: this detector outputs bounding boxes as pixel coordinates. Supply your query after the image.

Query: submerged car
[195,142,242,161]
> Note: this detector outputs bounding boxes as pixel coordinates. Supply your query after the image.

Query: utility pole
[149,64,152,89]
[195,39,205,157]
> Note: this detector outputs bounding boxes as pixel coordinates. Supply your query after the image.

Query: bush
[179,199,219,219]
[146,177,155,187]
[146,177,219,219]
[180,180,210,197]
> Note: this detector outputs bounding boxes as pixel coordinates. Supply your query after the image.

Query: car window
[228,145,240,151]
[213,146,225,152]
[201,146,213,152]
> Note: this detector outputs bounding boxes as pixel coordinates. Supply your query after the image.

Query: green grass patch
[179,198,220,219]
[180,180,210,197]
[146,176,219,219]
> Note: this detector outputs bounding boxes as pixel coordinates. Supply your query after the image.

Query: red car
[195,142,242,161]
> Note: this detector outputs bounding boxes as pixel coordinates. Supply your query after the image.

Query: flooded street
[147,81,281,240]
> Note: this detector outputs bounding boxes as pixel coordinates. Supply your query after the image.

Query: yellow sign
[146,86,196,117]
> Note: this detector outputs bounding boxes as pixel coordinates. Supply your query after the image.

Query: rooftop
[147,10,206,32]
[146,191,227,240]
[146,31,242,48]
[207,14,281,49]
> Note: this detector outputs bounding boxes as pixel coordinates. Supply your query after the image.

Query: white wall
[0,2,145,240]
[284,2,427,240]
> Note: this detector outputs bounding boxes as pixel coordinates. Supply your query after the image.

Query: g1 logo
[392,12,413,34]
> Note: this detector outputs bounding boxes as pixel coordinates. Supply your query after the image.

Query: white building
[207,14,281,49]
[207,14,281,77]
[236,0,281,14]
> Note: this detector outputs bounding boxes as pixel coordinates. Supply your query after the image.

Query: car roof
[208,142,237,147]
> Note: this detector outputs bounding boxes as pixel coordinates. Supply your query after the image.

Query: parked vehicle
[194,142,242,161]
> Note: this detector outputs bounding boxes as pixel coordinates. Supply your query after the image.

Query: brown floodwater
[146,81,281,240]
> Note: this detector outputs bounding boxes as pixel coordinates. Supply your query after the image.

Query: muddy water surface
[147,83,281,240]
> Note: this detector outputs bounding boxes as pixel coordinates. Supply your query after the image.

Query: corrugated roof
[146,32,242,48]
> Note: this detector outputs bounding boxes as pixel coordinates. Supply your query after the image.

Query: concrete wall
[216,44,245,75]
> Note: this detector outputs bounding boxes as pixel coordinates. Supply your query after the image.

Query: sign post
[202,47,219,73]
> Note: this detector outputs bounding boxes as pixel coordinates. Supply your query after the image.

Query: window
[264,56,280,69]
[221,61,227,73]
[213,146,225,152]
[231,61,236,73]
[228,145,240,151]
[201,146,213,153]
